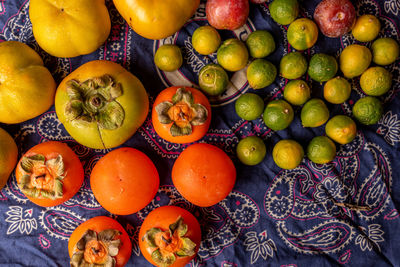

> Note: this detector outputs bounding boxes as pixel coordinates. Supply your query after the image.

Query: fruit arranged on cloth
[154,45,183,72]
[0,128,18,191]
[283,80,311,106]
[29,0,111,58]
[0,41,56,124]
[69,216,132,267]
[152,86,211,144]
[263,100,294,131]
[172,143,236,207]
[247,59,277,89]
[352,15,381,42]
[217,38,249,72]
[192,26,221,55]
[313,0,356,38]
[90,147,159,215]
[246,30,276,58]
[273,139,304,169]
[15,141,84,207]
[340,44,372,78]
[236,136,267,166]
[301,99,330,128]
[372,38,400,66]
[324,76,351,104]
[307,136,336,164]
[325,115,357,144]
[139,206,201,267]
[360,67,392,96]
[280,52,308,79]
[235,93,265,121]
[113,0,200,40]
[352,96,383,125]
[308,53,338,83]
[55,60,149,149]
[198,64,229,96]
[206,0,249,30]
[269,0,299,25]
[287,18,318,51]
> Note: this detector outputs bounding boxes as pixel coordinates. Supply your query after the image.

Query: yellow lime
[246,30,276,58]
[192,25,221,55]
[301,99,330,127]
[280,52,308,79]
[283,80,311,106]
[198,64,229,96]
[217,38,249,72]
[352,96,383,125]
[236,136,267,166]
[269,0,299,25]
[154,44,183,72]
[235,93,265,121]
[308,53,338,83]
[352,15,381,42]
[0,127,18,190]
[273,139,304,169]
[325,115,357,145]
[339,44,371,78]
[307,136,336,164]
[287,18,318,51]
[247,59,277,89]
[324,76,351,104]
[263,100,294,131]
[372,38,400,65]
[360,66,392,96]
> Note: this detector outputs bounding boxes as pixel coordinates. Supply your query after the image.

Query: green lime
[352,15,381,43]
[198,64,229,96]
[235,93,265,120]
[247,59,277,89]
[192,25,221,55]
[325,115,357,145]
[307,136,336,164]
[372,38,400,66]
[246,30,276,58]
[280,52,308,79]
[352,96,383,125]
[154,44,183,72]
[269,0,299,25]
[283,80,311,105]
[287,18,318,51]
[308,53,338,83]
[236,136,267,166]
[323,76,351,104]
[217,38,249,72]
[263,100,294,131]
[273,139,304,169]
[301,99,330,127]
[340,44,371,78]
[360,66,392,96]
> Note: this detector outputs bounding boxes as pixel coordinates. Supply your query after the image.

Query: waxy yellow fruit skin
[113,0,200,40]
[0,128,18,191]
[29,0,111,58]
[0,41,56,124]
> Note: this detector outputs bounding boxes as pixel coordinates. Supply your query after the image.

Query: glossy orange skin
[90,147,159,215]
[68,216,132,267]
[15,141,84,207]
[172,143,236,207]
[152,86,211,144]
[138,206,201,267]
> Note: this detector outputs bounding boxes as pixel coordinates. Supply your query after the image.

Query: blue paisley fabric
[0,0,400,266]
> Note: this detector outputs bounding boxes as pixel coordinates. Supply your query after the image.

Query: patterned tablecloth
[1,0,400,266]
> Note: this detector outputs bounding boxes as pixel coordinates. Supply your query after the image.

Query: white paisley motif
[384,0,400,15]
[244,230,276,264]
[37,112,71,141]
[355,224,385,252]
[377,110,400,145]
[5,206,37,235]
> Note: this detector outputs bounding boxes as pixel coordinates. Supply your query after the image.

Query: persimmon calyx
[65,75,125,130]
[155,87,208,137]
[70,229,122,267]
[143,216,196,267]
[18,154,65,199]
